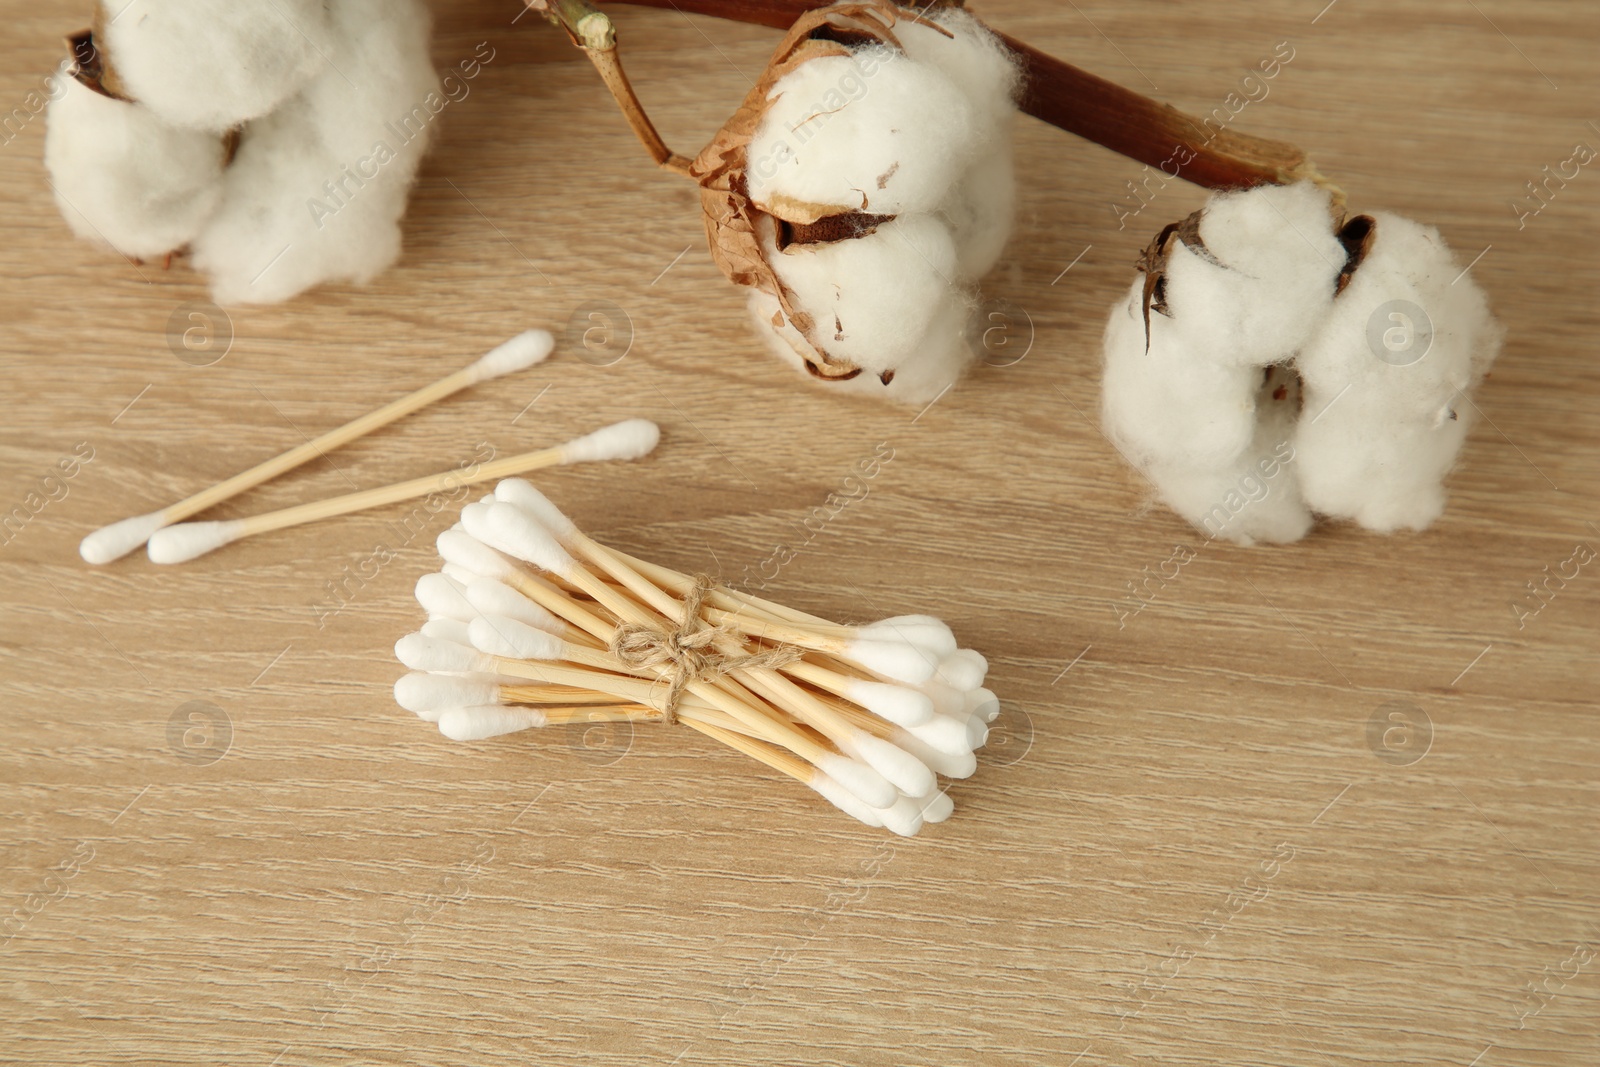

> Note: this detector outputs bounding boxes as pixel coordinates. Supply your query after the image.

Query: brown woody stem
[601,0,1325,192]
[527,0,696,176]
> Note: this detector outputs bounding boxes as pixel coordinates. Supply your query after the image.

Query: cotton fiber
[1101,181,1502,542]
[43,0,439,305]
[696,2,1022,404]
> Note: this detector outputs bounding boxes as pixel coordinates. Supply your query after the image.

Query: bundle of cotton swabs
[393,480,997,835]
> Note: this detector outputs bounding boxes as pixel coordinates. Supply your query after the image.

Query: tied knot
[608,575,802,724]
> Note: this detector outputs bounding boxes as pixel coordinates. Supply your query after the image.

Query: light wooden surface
[2,2,1597,1064]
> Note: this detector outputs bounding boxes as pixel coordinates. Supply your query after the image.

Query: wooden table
[2,2,1595,1063]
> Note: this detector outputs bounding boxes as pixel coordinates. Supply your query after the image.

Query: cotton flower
[1292,212,1503,531]
[694,1,1020,404]
[44,75,227,260]
[44,0,438,304]
[94,0,334,133]
[191,0,440,304]
[1101,181,1502,543]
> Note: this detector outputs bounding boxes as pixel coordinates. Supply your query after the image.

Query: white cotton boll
[438,705,546,741]
[1141,368,1313,545]
[44,76,227,260]
[895,8,1021,282]
[747,49,976,218]
[98,0,332,131]
[753,289,976,405]
[1166,181,1346,365]
[766,213,962,375]
[1101,277,1263,471]
[1292,213,1503,532]
[190,0,439,304]
[759,213,979,403]
[940,148,1017,281]
[893,8,1021,132]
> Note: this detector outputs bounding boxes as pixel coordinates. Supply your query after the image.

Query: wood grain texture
[1,2,1596,1065]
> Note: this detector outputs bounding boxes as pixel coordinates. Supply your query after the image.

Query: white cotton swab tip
[436,529,519,580]
[872,795,925,838]
[842,679,936,728]
[484,501,577,576]
[458,500,498,544]
[893,730,978,780]
[936,648,988,691]
[916,789,955,824]
[559,419,660,465]
[394,672,500,718]
[904,713,982,757]
[465,329,555,384]
[859,616,958,657]
[438,704,548,741]
[440,561,480,586]
[79,510,168,564]
[814,753,898,810]
[846,733,936,799]
[807,771,885,829]
[465,577,564,635]
[147,520,246,564]
[844,638,939,686]
[415,572,476,621]
[963,687,1000,723]
[395,633,495,675]
[421,617,473,645]
[467,614,564,662]
[493,478,578,538]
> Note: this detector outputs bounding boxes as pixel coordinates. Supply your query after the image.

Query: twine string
[608,574,802,724]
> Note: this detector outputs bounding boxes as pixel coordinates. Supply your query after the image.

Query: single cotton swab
[79,330,555,564]
[145,420,660,563]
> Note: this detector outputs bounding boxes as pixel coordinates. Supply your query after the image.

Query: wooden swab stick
[79,330,555,564]
[486,484,952,676]
[145,420,659,563]
[526,519,916,783]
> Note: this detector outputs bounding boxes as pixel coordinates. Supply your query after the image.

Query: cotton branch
[600,0,1324,192]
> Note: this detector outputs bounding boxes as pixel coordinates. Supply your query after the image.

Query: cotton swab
[145,419,659,563]
[392,479,1002,834]
[79,330,555,564]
